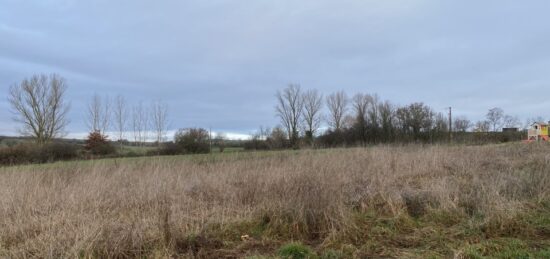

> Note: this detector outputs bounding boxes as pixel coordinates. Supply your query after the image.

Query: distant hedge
[0,142,81,166]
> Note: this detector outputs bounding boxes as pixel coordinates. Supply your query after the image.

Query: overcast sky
[1,0,549,138]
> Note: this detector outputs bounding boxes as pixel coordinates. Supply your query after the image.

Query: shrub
[243,138,270,150]
[243,127,289,151]
[266,127,288,149]
[0,142,80,165]
[125,151,140,157]
[0,144,34,165]
[316,130,350,148]
[41,142,80,161]
[174,128,210,154]
[85,131,116,156]
[157,142,180,155]
[278,243,317,259]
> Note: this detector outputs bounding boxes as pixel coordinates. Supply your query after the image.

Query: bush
[316,130,351,148]
[0,142,80,166]
[156,142,180,156]
[243,127,289,151]
[41,142,80,161]
[243,138,270,150]
[0,144,34,165]
[174,128,210,154]
[85,131,116,156]
[125,151,140,157]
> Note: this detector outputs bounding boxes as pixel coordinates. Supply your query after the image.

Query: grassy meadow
[0,143,549,258]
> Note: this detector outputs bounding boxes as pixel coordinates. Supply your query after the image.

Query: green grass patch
[278,243,317,259]
[461,238,550,259]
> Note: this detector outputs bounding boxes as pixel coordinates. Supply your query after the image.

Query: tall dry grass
[0,144,549,258]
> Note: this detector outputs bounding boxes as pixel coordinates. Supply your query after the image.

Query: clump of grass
[319,249,343,259]
[459,238,550,259]
[278,242,317,259]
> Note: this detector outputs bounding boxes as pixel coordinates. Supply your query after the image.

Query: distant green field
[210,146,245,153]
[1,147,304,171]
[117,145,157,155]
[117,145,244,155]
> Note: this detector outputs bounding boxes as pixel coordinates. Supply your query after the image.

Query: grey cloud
[1,0,550,136]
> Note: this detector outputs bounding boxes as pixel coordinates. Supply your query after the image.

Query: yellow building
[528,122,549,141]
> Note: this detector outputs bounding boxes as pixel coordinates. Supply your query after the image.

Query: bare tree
[378,100,395,142]
[150,100,169,145]
[132,101,148,145]
[301,89,323,140]
[258,126,271,140]
[395,103,433,140]
[215,132,227,152]
[326,90,348,131]
[503,115,520,128]
[8,73,70,144]
[367,94,380,130]
[86,94,111,134]
[433,112,449,132]
[275,84,304,147]
[486,107,504,132]
[342,114,356,129]
[113,95,128,142]
[474,120,490,132]
[453,116,471,132]
[352,93,372,144]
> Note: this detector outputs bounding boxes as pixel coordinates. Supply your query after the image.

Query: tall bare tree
[474,120,490,132]
[301,89,323,140]
[503,115,520,128]
[367,94,381,141]
[113,95,128,142]
[326,90,348,131]
[486,107,504,132]
[453,116,471,132]
[8,73,70,144]
[275,84,304,147]
[352,93,372,144]
[378,100,395,141]
[395,103,433,140]
[132,101,148,145]
[150,100,169,145]
[86,94,111,134]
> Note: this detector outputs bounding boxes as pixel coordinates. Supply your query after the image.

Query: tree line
[84,93,169,146]
[249,84,528,149]
[3,74,535,157]
[6,74,170,146]
[2,73,222,164]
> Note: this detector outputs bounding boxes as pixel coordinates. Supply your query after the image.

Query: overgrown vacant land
[0,144,549,258]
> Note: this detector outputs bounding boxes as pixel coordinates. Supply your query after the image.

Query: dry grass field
[0,143,549,258]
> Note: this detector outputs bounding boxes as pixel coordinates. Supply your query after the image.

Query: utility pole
[448,107,453,143]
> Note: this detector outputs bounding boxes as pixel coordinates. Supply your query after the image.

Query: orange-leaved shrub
[84,131,116,156]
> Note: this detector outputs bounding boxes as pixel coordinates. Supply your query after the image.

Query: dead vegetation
[0,143,549,258]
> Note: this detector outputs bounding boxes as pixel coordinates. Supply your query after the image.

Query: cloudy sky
[1,0,549,138]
